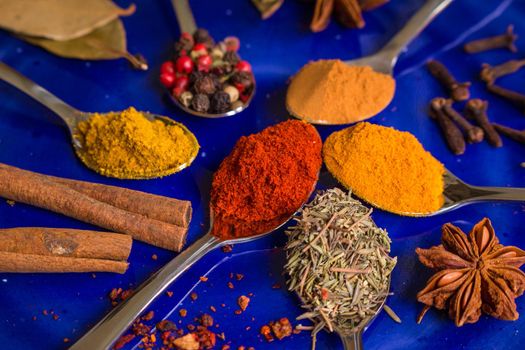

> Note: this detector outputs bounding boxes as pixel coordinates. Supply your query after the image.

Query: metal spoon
[70,180,318,350]
[169,0,255,118]
[336,277,391,350]
[0,61,199,179]
[287,0,453,124]
[362,169,525,217]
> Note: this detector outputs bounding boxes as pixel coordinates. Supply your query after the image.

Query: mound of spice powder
[210,120,322,240]
[286,59,395,124]
[323,122,445,214]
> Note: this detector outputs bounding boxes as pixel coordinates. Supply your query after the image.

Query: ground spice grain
[211,120,322,240]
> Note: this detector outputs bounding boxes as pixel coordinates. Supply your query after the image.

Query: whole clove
[441,100,484,143]
[427,60,471,101]
[429,98,466,155]
[464,99,502,147]
[464,25,518,54]
[486,84,525,113]
[492,123,525,144]
[480,59,525,85]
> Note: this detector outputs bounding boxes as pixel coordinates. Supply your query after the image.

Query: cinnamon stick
[0,228,131,273]
[0,164,188,251]
[47,176,192,228]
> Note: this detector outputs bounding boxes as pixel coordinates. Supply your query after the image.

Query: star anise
[415,218,525,326]
[310,0,389,32]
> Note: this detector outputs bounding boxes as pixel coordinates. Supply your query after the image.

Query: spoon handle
[172,0,198,34]
[0,61,79,129]
[378,0,453,67]
[341,331,363,350]
[70,233,221,350]
[465,185,525,203]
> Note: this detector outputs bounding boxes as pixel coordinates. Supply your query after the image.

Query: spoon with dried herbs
[166,0,256,118]
[0,61,198,179]
[286,188,397,349]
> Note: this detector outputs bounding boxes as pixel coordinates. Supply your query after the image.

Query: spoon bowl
[286,0,453,124]
[358,168,525,217]
[170,0,256,118]
[0,61,199,179]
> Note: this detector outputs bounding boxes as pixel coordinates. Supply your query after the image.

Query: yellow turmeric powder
[323,122,445,215]
[286,59,395,124]
[76,107,199,179]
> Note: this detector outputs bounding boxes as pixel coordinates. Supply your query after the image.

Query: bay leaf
[0,0,135,41]
[20,19,147,70]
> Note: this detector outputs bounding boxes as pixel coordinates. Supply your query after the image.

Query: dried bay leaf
[20,19,147,70]
[0,0,135,41]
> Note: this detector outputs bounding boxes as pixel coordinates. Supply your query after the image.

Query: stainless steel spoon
[70,182,318,350]
[364,169,525,217]
[336,278,391,350]
[0,61,199,179]
[169,0,255,118]
[287,0,453,124]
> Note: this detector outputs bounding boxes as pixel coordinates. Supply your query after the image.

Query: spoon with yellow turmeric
[286,0,453,125]
[0,61,199,179]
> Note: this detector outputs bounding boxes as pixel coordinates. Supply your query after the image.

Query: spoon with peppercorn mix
[0,61,199,179]
[160,0,255,118]
[286,0,453,124]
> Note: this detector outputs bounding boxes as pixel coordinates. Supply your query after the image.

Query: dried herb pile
[285,188,396,345]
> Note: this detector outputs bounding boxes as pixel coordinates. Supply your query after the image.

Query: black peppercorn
[210,91,231,113]
[223,51,240,65]
[193,28,215,48]
[193,75,217,95]
[230,71,253,90]
[191,94,210,113]
[189,71,204,85]
[174,36,194,54]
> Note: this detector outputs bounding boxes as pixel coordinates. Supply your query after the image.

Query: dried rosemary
[285,188,396,345]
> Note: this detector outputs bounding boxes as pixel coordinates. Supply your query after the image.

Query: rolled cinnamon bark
[0,164,188,251]
[0,227,132,273]
[48,176,192,228]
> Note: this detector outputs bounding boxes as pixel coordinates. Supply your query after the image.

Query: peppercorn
[230,71,253,90]
[189,71,205,86]
[193,75,217,95]
[194,28,215,48]
[223,85,240,102]
[192,94,210,113]
[210,91,231,113]
[223,51,240,65]
[179,91,193,107]
[175,34,194,54]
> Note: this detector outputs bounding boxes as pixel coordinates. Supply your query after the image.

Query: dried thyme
[285,188,397,346]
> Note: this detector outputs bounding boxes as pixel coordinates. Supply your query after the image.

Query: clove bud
[480,59,525,85]
[464,99,502,148]
[486,84,525,114]
[464,25,518,54]
[429,98,466,155]
[492,123,525,144]
[427,60,471,101]
[442,100,484,143]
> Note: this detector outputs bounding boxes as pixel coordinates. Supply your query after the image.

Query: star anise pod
[310,0,389,32]
[415,218,525,327]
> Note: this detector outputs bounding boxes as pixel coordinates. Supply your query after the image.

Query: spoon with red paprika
[161,0,256,118]
[72,120,322,350]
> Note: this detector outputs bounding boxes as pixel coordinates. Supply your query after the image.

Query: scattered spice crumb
[229,273,234,279]
[248,292,253,297]
[112,333,135,350]
[91,273,97,279]
[63,338,70,343]
[272,283,281,289]
[156,319,177,331]
[42,309,48,316]
[6,200,15,207]
[200,313,214,327]
[270,318,293,340]
[521,162,525,168]
[190,292,198,301]
[222,245,233,253]
[217,332,226,341]
[260,325,274,342]
[234,310,242,315]
[221,303,226,308]
[221,345,230,350]
[32,316,37,321]
[187,324,196,331]
[52,314,59,321]
[142,310,155,321]
[227,282,234,289]
[235,274,244,281]
[245,326,251,331]
[210,306,217,312]
[151,254,158,260]
[200,276,209,282]
[179,309,188,317]
[237,295,250,312]
[166,291,173,298]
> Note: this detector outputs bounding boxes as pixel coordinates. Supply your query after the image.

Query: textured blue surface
[0,0,524,349]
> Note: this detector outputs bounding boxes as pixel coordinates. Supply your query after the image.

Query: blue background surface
[0,0,524,349]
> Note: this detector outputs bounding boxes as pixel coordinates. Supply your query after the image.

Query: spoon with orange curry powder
[71,120,323,350]
[286,0,453,125]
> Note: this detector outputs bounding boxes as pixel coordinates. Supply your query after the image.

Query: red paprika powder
[210,120,322,240]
